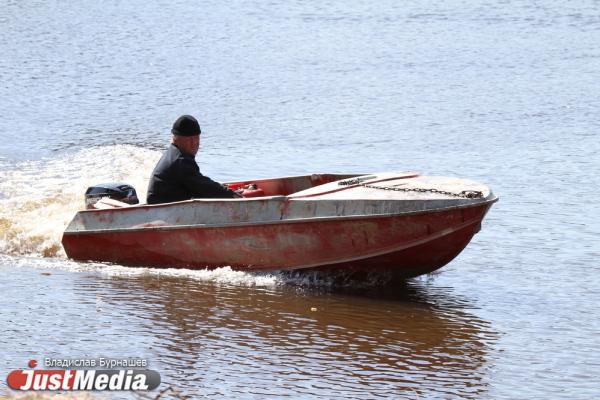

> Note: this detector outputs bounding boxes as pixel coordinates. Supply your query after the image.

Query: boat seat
[91,197,131,209]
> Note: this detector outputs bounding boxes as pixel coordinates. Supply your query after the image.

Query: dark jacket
[147,144,237,204]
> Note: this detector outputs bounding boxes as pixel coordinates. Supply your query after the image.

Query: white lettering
[108,370,124,390]
[20,370,34,390]
[74,370,95,390]
[131,374,149,390]
[62,370,73,390]
[125,371,133,389]
[48,373,62,390]
[95,374,108,390]
[32,373,48,390]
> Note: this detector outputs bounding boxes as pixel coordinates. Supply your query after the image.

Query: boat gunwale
[74,171,423,215]
[64,196,498,236]
[79,194,289,214]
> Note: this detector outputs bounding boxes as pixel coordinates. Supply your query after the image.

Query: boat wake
[0,145,419,288]
[1,145,469,288]
[0,145,160,257]
[1,252,424,290]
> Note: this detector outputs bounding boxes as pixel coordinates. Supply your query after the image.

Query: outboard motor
[85,183,139,209]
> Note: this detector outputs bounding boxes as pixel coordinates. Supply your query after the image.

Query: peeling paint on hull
[62,204,494,279]
[62,173,497,278]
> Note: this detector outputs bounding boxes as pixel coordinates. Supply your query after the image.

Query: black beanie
[172,115,201,136]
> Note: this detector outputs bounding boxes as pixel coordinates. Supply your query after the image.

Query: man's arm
[178,158,239,199]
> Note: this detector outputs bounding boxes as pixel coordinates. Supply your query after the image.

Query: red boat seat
[225,183,265,198]
[241,188,265,198]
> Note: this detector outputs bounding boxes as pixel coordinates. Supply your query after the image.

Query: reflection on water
[0,261,497,399]
[70,269,497,398]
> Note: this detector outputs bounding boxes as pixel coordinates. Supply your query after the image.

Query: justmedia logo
[6,359,161,391]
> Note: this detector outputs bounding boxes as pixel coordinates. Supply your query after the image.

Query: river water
[0,1,598,399]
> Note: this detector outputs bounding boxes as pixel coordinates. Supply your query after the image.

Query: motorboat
[62,172,498,279]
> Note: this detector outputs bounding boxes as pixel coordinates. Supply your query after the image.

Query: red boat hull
[62,202,492,278]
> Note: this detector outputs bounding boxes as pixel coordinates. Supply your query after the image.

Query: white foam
[0,145,161,257]
[100,265,281,287]
[0,150,405,289]
[0,253,401,289]
[0,254,282,287]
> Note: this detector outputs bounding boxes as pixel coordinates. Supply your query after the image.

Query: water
[0,0,599,398]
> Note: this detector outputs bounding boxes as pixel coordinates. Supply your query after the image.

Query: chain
[338,176,376,186]
[338,179,483,199]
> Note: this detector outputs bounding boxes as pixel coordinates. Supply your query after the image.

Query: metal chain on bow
[338,178,483,199]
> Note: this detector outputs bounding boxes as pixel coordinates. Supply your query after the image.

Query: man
[146,115,239,204]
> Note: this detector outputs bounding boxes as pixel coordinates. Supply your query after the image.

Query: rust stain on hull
[62,173,498,279]
[62,203,493,278]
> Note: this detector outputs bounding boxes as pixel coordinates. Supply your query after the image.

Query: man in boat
[146,115,240,204]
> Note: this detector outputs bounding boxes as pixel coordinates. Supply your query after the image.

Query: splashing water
[0,145,161,257]
[2,250,411,290]
[0,145,419,289]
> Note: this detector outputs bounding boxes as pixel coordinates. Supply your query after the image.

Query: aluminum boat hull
[62,172,497,278]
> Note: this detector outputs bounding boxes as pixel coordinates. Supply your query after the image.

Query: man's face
[176,134,200,156]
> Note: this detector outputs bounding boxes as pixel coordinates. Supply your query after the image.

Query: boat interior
[224,173,363,197]
[67,172,496,233]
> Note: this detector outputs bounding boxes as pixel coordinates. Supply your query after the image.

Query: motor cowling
[85,183,139,209]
